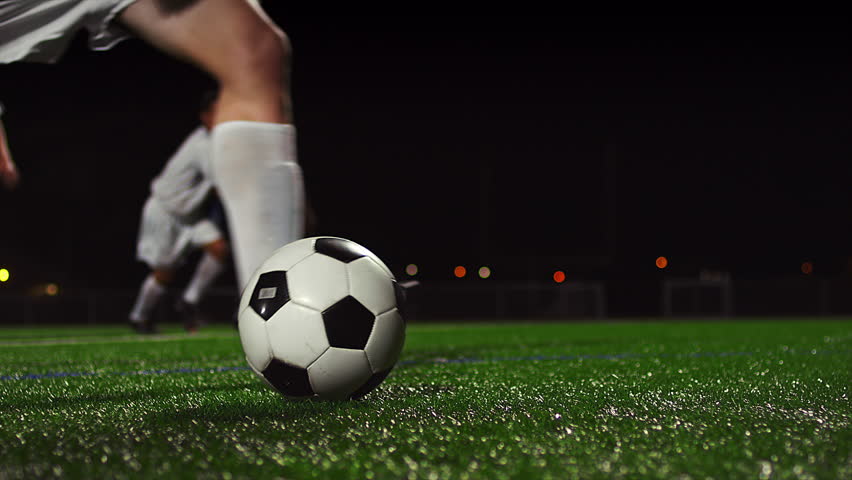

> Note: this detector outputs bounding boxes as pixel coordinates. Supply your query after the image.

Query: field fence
[1,278,850,324]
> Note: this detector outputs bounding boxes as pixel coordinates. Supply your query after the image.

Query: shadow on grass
[145,382,459,425]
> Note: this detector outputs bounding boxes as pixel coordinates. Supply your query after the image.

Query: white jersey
[150,127,214,221]
[0,0,138,64]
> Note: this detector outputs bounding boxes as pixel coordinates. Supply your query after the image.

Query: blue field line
[1,349,849,382]
[2,371,102,381]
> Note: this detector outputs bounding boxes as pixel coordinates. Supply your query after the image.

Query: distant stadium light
[553,271,566,283]
[801,261,814,275]
[45,283,59,296]
[478,266,491,279]
[656,256,669,269]
[405,264,419,276]
[0,268,8,283]
[454,266,467,278]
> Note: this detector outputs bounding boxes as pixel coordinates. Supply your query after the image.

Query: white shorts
[0,0,139,64]
[136,197,222,270]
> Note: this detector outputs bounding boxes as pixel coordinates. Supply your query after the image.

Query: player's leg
[130,197,185,333]
[182,238,228,305]
[209,122,304,290]
[129,268,174,334]
[119,0,305,290]
[177,236,228,332]
[118,0,291,124]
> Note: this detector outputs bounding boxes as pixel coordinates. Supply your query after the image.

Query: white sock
[182,253,225,305]
[129,274,167,324]
[211,121,304,290]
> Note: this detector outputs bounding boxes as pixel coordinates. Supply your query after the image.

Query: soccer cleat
[175,298,202,333]
[129,319,159,335]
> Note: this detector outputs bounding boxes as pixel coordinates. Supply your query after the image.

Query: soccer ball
[237,236,406,400]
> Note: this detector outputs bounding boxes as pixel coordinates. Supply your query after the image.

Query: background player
[1,0,305,292]
[129,91,228,334]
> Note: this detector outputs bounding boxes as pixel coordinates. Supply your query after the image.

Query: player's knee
[212,25,293,122]
[236,27,290,87]
[206,239,229,261]
[152,269,174,285]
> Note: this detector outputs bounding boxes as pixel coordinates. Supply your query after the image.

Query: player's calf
[128,273,170,334]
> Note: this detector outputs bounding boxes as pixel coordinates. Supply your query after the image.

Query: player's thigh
[203,238,229,261]
[152,268,175,285]
[117,0,287,86]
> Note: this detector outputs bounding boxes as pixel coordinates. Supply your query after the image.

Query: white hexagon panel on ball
[238,308,272,372]
[265,303,330,369]
[307,348,373,400]
[347,256,397,316]
[286,253,349,311]
[259,237,317,273]
[238,269,261,316]
[364,308,405,373]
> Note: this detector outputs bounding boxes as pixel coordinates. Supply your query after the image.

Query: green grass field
[1,320,850,479]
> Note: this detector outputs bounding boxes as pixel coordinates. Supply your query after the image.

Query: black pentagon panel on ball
[250,271,290,321]
[322,296,376,349]
[350,369,393,400]
[315,237,368,263]
[263,358,314,397]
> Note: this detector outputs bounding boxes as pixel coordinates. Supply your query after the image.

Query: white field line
[0,332,238,347]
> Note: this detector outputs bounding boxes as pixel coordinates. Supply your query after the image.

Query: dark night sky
[0,14,850,292]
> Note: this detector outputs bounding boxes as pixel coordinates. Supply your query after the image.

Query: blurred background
[0,14,850,321]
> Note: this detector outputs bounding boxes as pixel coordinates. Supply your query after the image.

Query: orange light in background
[801,261,814,275]
[0,268,8,283]
[656,256,669,269]
[454,266,467,278]
[478,266,491,279]
[45,283,59,296]
[405,264,419,276]
[553,271,566,283]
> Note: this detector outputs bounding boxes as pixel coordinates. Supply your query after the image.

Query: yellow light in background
[454,266,467,278]
[656,256,669,269]
[553,271,566,283]
[478,266,491,279]
[0,268,8,283]
[801,261,814,275]
[405,264,419,276]
[45,283,59,296]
